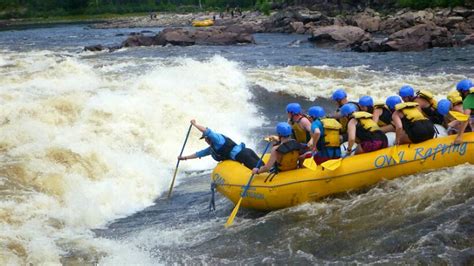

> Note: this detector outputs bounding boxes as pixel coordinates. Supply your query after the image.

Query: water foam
[247,65,467,104]
[0,50,262,264]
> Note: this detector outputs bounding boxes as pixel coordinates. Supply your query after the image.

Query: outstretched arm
[252,148,277,174]
[190,119,207,133]
[178,153,198,161]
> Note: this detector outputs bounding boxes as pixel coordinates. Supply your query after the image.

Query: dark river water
[0,23,473,264]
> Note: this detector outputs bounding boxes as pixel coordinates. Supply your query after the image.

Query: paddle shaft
[168,123,193,199]
[241,142,272,197]
[225,141,272,227]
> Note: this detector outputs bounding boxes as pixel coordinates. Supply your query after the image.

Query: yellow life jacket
[275,140,300,172]
[395,102,427,122]
[447,91,462,104]
[470,88,474,94]
[373,102,392,127]
[321,118,342,147]
[417,90,438,108]
[291,115,311,143]
[447,91,463,106]
[352,111,381,132]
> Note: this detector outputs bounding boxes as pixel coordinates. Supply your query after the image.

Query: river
[0,24,473,264]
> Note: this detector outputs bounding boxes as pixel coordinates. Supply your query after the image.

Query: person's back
[178,119,260,169]
[252,122,302,175]
[415,90,444,125]
[274,138,301,172]
[286,103,312,144]
[358,96,394,133]
[387,96,435,144]
[341,104,388,154]
[308,106,342,164]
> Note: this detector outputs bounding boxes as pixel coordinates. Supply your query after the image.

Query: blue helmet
[399,85,415,98]
[456,79,472,92]
[358,96,374,107]
[437,99,451,116]
[332,89,347,101]
[308,106,325,118]
[340,103,357,117]
[386,95,402,111]
[276,122,292,137]
[286,103,301,114]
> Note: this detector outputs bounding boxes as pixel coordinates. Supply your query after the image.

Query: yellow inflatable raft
[192,19,214,27]
[211,133,474,211]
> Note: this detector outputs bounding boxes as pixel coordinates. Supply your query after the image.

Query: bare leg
[399,130,412,144]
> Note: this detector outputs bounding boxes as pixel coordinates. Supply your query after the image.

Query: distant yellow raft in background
[211,133,474,211]
[192,19,214,27]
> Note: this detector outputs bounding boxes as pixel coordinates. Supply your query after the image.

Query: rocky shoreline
[85,6,474,53]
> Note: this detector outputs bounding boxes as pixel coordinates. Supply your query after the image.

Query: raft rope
[433,125,440,138]
[208,182,216,212]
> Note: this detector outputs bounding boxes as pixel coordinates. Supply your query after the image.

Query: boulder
[154,27,255,46]
[462,33,474,45]
[384,22,452,51]
[122,35,156,47]
[308,25,370,49]
[352,38,394,52]
[353,13,381,32]
[452,7,473,18]
[84,44,106,52]
[290,21,305,34]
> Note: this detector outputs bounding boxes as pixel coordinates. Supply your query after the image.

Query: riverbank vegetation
[0,0,468,20]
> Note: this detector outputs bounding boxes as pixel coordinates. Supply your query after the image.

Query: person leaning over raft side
[286,103,312,144]
[386,96,435,145]
[358,95,395,133]
[178,119,260,169]
[398,85,444,125]
[454,79,474,144]
[252,122,305,175]
[307,106,342,164]
[436,99,453,126]
[340,103,388,154]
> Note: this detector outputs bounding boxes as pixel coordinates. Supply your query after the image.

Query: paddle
[225,141,272,228]
[390,145,400,164]
[449,111,469,122]
[167,123,193,199]
[320,149,355,171]
[320,157,343,171]
[303,157,317,171]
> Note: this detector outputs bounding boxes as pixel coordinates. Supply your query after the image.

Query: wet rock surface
[85,6,474,53]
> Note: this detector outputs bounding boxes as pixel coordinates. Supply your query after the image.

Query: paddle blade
[391,145,400,163]
[225,197,243,228]
[449,111,469,122]
[321,158,342,171]
[303,158,317,171]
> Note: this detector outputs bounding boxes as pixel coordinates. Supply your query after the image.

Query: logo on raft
[374,142,468,169]
[212,173,266,200]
